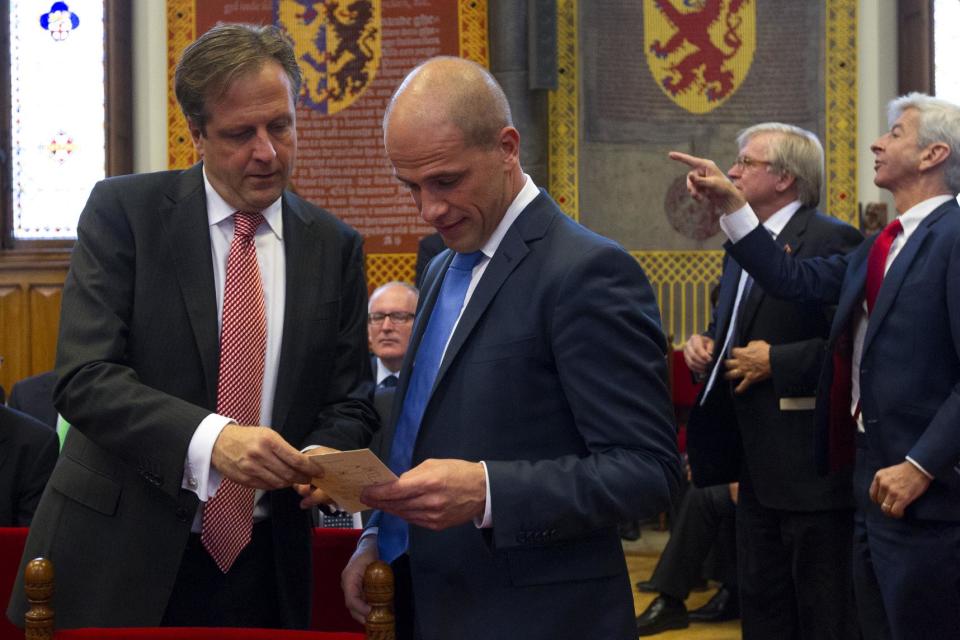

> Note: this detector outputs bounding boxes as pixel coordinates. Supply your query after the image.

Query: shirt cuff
[719,203,761,243]
[182,413,233,500]
[905,456,935,480]
[474,460,493,529]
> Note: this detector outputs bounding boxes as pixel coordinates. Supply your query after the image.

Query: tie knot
[233,212,265,240]
[379,374,399,389]
[450,251,483,271]
[880,217,903,239]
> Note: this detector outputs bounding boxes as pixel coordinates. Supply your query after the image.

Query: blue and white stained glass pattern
[11,0,104,239]
[935,0,960,104]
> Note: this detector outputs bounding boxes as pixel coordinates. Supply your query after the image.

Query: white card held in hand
[307,448,398,513]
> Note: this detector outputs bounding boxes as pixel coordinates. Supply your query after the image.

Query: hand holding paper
[305,449,398,513]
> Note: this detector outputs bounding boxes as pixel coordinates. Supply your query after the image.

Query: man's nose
[251,130,277,161]
[420,191,449,222]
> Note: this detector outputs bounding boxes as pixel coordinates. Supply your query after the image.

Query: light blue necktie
[378,250,483,564]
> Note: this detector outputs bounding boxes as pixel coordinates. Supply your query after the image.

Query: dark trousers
[392,554,418,640]
[651,483,737,600]
[737,482,857,640]
[162,520,282,628]
[852,446,960,640]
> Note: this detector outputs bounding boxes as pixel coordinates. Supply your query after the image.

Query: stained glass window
[10,0,105,240]
[935,0,960,103]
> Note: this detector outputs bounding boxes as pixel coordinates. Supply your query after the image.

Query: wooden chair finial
[24,557,55,640]
[363,560,395,640]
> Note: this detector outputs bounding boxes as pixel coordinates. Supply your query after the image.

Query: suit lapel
[737,208,811,339]
[862,207,943,353]
[160,164,219,408]
[271,195,322,431]
[709,257,741,360]
[432,223,532,393]
[387,250,452,433]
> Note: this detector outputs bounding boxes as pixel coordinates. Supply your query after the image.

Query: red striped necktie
[201,211,267,573]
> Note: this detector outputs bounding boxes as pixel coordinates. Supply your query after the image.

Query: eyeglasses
[734,155,774,170]
[368,312,415,325]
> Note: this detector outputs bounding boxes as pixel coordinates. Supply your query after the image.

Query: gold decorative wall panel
[458,0,489,66]
[632,250,724,348]
[549,0,579,220]
[167,0,196,170]
[366,253,417,293]
[825,0,858,226]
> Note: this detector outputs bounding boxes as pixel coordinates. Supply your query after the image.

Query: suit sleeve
[908,233,960,480]
[486,243,682,548]
[302,232,380,451]
[725,224,854,306]
[768,221,864,397]
[54,181,211,500]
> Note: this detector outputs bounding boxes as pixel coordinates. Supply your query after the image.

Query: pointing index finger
[668,150,708,169]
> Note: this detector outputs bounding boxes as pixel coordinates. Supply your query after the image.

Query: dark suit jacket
[414,232,445,289]
[8,371,58,429]
[0,406,58,526]
[727,198,960,520]
[687,207,862,511]
[7,164,377,629]
[372,191,682,639]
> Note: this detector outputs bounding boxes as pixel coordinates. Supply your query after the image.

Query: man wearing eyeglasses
[368,282,419,389]
[676,124,862,639]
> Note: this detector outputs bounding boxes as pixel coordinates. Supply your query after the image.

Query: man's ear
[920,141,951,173]
[498,127,520,165]
[775,171,797,194]
[188,119,205,156]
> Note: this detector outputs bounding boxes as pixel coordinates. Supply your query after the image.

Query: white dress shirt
[181,168,287,529]
[376,358,400,385]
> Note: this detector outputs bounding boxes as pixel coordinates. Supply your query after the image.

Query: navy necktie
[378,251,483,563]
[378,374,398,389]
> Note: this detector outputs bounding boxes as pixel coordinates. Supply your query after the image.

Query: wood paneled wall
[0,252,69,399]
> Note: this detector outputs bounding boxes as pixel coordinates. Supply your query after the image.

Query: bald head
[384,56,513,149]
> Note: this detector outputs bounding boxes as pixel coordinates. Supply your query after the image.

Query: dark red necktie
[201,211,267,573]
[865,218,903,314]
[827,217,903,470]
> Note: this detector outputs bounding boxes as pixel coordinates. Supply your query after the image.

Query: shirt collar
[203,166,283,240]
[375,358,399,384]
[478,174,539,259]
[761,200,802,239]
[897,195,955,239]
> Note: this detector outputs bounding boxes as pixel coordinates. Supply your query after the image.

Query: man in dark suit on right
[673,93,960,639]
[676,123,862,639]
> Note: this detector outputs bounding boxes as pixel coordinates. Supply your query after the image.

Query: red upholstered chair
[1,527,393,640]
[0,528,28,640]
[671,348,703,454]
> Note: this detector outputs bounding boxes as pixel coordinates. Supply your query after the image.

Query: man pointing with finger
[672,94,960,640]
[681,123,861,639]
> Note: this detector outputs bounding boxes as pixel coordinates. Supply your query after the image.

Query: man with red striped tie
[7,23,379,630]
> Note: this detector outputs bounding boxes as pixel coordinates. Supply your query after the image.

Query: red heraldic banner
[170,0,486,256]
